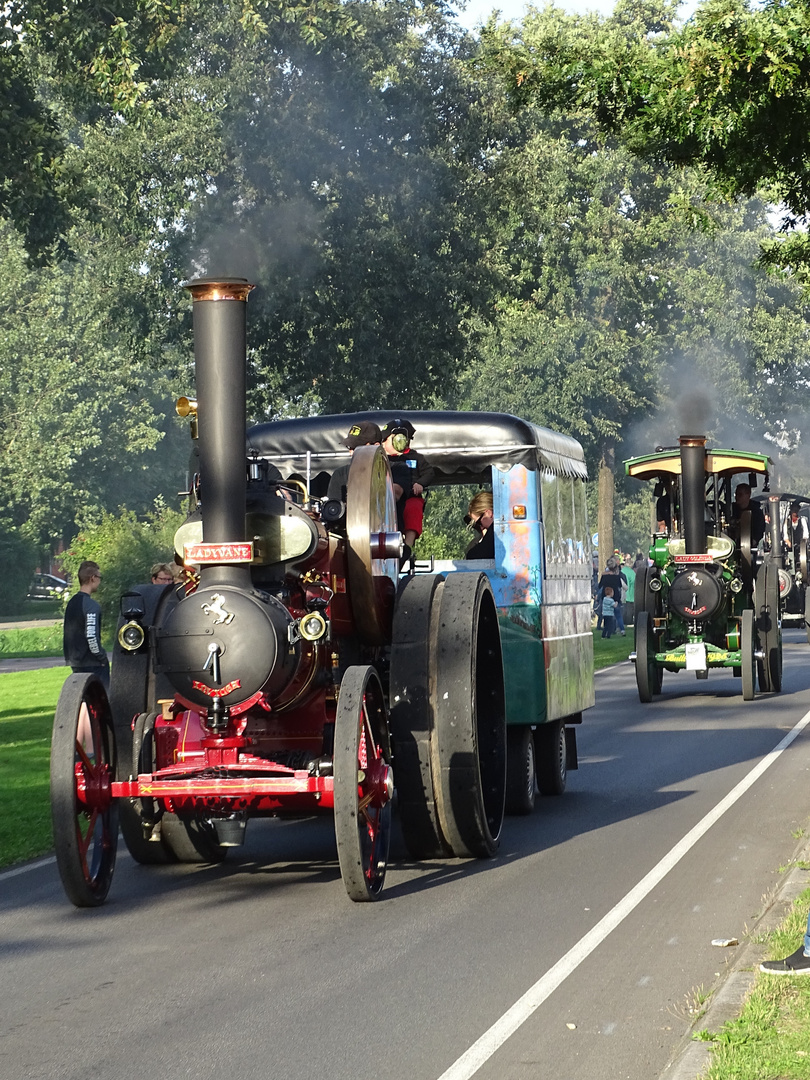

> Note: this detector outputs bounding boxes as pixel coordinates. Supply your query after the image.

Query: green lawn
[701,886,810,1079]
[0,667,70,866]
[592,626,634,671]
[0,623,63,659]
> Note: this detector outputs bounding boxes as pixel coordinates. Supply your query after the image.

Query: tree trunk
[597,440,615,567]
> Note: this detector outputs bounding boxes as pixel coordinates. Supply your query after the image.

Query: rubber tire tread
[50,673,118,906]
[741,608,756,701]
[432,573,506,859]
[536,718,567,796]
[120,712,175,865]
[505,726,536,815]
[388,574,446,859]
[333,665,392,901]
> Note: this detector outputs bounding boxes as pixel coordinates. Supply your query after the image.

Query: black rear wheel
[50,674,118,907]
[505,726,536,815]
[536,719,567,797]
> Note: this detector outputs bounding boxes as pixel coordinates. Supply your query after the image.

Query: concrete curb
[660,841,810,1080]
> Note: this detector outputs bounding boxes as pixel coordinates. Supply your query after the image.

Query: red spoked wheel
[334,666,393,901]
[50,673,118,907]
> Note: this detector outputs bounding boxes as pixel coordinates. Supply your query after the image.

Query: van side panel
[492,465,594,726]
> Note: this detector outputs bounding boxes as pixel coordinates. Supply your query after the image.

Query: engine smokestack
[185,277,255,587]
[680,435,707,555]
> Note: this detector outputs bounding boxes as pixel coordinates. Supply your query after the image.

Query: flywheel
[345,445,400,644]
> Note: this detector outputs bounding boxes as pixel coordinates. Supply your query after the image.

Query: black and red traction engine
[49,278,507,908]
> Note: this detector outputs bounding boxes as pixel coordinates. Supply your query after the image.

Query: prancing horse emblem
[201,593,235,625]
[687,572,702,586]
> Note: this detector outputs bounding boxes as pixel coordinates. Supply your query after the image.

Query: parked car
[28,573,69,600]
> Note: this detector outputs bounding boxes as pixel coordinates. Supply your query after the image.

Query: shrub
[59,499,185,641]
[0,525,39,615]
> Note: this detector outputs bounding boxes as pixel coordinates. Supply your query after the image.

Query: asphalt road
[3,634,810,1080]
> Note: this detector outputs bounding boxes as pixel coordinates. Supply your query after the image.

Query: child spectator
[601,586,616,638]
[380,418,433,567]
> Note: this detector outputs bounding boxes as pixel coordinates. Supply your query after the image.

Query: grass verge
[0,667,71,868]
[592,626,634,671]
[699,886,810,1079]
[0,623,63,659]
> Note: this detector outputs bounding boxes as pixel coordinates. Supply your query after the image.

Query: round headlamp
[118,620,145,652]
[299,612,328,642]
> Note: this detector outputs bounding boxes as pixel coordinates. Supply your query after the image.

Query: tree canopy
[480,0,810,219]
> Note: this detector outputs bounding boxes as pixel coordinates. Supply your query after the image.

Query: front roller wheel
[741,608,756,701]
[334,666,393,901]
[432,573,506,859]
[119,711,175,865]
[635,612,660,703]
[755,564,782,693]
[50,673,118,907]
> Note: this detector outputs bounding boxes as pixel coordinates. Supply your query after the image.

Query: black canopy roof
[247,410,587,485]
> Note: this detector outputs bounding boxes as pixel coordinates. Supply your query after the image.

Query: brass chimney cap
[183,277,255,302]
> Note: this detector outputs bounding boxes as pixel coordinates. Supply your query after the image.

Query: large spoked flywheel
[345,445,400,645]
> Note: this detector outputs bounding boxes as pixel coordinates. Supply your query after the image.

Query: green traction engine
[625,436,782,703]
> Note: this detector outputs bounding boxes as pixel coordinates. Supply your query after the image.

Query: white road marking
[0,855,55,879]
[436,707,810,1080]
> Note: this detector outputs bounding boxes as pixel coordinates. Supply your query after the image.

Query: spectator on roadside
[63,560,109,690]
[598,558,626,636]
[622,555,636,622]
[761,911,810,974]
[601,587,617,638]
[151,563,176,585]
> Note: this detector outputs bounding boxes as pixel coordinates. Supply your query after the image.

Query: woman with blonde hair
[465,491,494,560]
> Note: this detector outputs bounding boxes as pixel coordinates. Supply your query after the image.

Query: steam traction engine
[625,436,782,703]
[50,278,506,906]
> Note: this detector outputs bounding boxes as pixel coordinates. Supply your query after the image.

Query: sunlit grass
[701,887,810,1079]
[0,667,70,867]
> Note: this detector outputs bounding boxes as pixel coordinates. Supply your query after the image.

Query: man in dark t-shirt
[63,560,109,689]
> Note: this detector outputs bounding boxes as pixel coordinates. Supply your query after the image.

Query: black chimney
[679,435,707,555]
[184,277,254,587]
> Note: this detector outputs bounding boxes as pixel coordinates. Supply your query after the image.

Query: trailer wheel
[432,573,506,858]
[389,575,446,858]
[50,673,118,907]
[119,712,174,865]
[536,719,567,796]
[755,564,782,693]
[505,727,536,815]
[635,611,659,703]
[741,608,756,701]
[334,665,393,901]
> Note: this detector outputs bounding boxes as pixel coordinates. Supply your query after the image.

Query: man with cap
[380,417,434,567]
[783,500,809,551]
[326,420,382,502]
